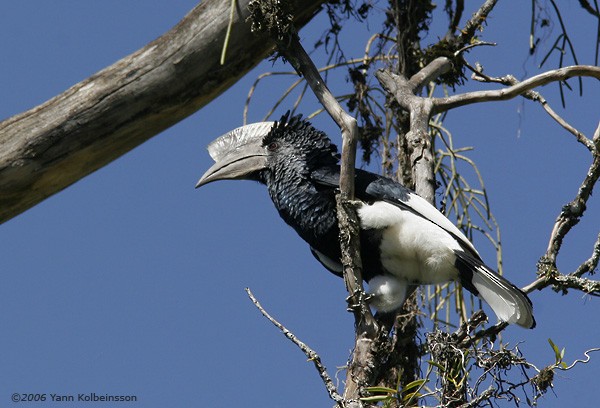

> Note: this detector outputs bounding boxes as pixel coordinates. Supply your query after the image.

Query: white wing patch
[358,201,460,284]
[402,192,479,256]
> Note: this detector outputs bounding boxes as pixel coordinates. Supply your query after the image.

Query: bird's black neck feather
[263,164,338,249]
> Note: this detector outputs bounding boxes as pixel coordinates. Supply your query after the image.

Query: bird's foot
[346,291,373,314]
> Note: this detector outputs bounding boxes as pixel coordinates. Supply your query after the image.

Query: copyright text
[11,393,138,403]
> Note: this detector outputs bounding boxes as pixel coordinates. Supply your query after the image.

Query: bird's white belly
[358,201,460,284]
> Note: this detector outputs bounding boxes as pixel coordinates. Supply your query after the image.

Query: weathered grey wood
[0,0,325,224]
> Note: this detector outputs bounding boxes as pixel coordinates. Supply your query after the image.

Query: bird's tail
[455,251,536,329]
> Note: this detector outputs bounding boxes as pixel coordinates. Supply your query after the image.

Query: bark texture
[0,0,324,224]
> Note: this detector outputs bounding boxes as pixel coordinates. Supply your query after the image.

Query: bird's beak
[195,122,275,188]
[195,149,267,187]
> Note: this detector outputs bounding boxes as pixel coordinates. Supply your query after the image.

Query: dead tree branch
[0,0,324,225]
[432,65,600,114]
[376,64,452,202]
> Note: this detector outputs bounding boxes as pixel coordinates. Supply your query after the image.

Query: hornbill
[196,113,535,328]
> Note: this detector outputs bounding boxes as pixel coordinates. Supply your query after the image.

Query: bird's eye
[267,142,279,151]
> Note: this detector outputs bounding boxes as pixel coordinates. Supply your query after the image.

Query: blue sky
[0,1,598,407]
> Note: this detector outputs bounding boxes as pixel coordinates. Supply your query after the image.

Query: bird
[196,113,535,329]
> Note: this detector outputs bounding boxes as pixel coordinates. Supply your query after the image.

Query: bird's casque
[197,113,535,329]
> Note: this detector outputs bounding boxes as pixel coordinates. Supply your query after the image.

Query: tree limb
[0,0,325,224]
[375,68,437,202]
[432,65,600,113]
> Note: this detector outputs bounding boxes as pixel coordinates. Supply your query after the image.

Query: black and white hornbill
[196,113,535,328]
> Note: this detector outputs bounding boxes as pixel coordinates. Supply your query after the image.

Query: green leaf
[360,395,393,402]
[427,360,445,371]
[402,392,423,403]
[548,338,564,365]
[364,386,398,394]
[402,379,427,393]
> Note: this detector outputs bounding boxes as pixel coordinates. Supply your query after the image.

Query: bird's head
[196,113,339,188]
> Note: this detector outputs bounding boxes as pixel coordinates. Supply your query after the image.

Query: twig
[522,276,547,294]
[446,0,465,38]
[572,232,600,277]
[463,321,507,348]
[454,41,497,57]
[551,274,600,295]
[469,69,596,151]
[456,386,496,408]
[545,151,600,264]
[456,0,500,46]
[243,55,396,124]
[578,0,600,18]
[560,347,600,370]
[245,288,343,404]
[522,262,600,296]
[454,311,488,345]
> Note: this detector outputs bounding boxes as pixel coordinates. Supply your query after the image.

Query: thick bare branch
[0,0,325,224]
[375,69,436,202]
[408,57,453,95]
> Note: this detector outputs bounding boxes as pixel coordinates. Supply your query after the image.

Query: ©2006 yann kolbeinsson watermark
[11,392,138,403]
